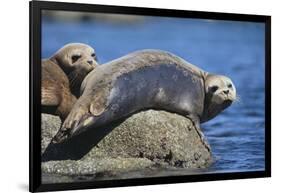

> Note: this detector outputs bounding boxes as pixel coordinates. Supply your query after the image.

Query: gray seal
[52,49,236,150]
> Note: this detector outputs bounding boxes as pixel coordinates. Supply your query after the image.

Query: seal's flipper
[52,103,90,143]
[70,115,95,137]
[51,127,70,144]
[52,114,95,144]
[186,115,211,152]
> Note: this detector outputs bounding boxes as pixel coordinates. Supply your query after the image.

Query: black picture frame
[29,1,271,192]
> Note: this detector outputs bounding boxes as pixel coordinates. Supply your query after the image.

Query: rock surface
[41,110,212,177]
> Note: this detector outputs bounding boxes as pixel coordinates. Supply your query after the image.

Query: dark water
[42,13,265,177]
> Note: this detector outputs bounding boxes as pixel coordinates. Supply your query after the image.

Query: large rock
[41,110,212,177]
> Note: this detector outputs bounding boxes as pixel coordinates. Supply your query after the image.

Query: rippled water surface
[42,12,265,179]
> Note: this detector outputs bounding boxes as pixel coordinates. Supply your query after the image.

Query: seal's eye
[228,83,232,88]
[210,85,219,93]
[71,55,81,63]
[91,53,98,61]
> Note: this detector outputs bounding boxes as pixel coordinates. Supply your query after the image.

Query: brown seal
[52,49,236,151]
[41,43,98,121]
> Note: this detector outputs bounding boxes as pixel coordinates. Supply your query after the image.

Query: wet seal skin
[52,49,236,152]
[41,43,98,121]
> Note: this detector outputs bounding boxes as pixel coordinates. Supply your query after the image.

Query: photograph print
[35,4,269,187]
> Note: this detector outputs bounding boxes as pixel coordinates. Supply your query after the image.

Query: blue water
[42,13,265,173]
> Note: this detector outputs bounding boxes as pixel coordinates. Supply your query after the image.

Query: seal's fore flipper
[186,115,211,152]
[51,115,94,144]
[52,113,95,144]
[52,103,89,144]
[70,114,95,137]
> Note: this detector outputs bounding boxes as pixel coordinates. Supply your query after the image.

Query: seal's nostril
[223,90,229,94]
[87,60,93,65]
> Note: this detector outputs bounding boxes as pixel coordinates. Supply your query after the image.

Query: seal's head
[50,43,99,96]
[202,74,236,123]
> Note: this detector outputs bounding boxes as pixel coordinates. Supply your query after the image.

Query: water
[42,12,265,177]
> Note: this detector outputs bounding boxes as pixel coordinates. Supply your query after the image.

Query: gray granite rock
[41,110,212,176]
[41,114,62,154]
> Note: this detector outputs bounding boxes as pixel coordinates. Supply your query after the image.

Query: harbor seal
[42,43,98,121]
[52,49,236,151]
